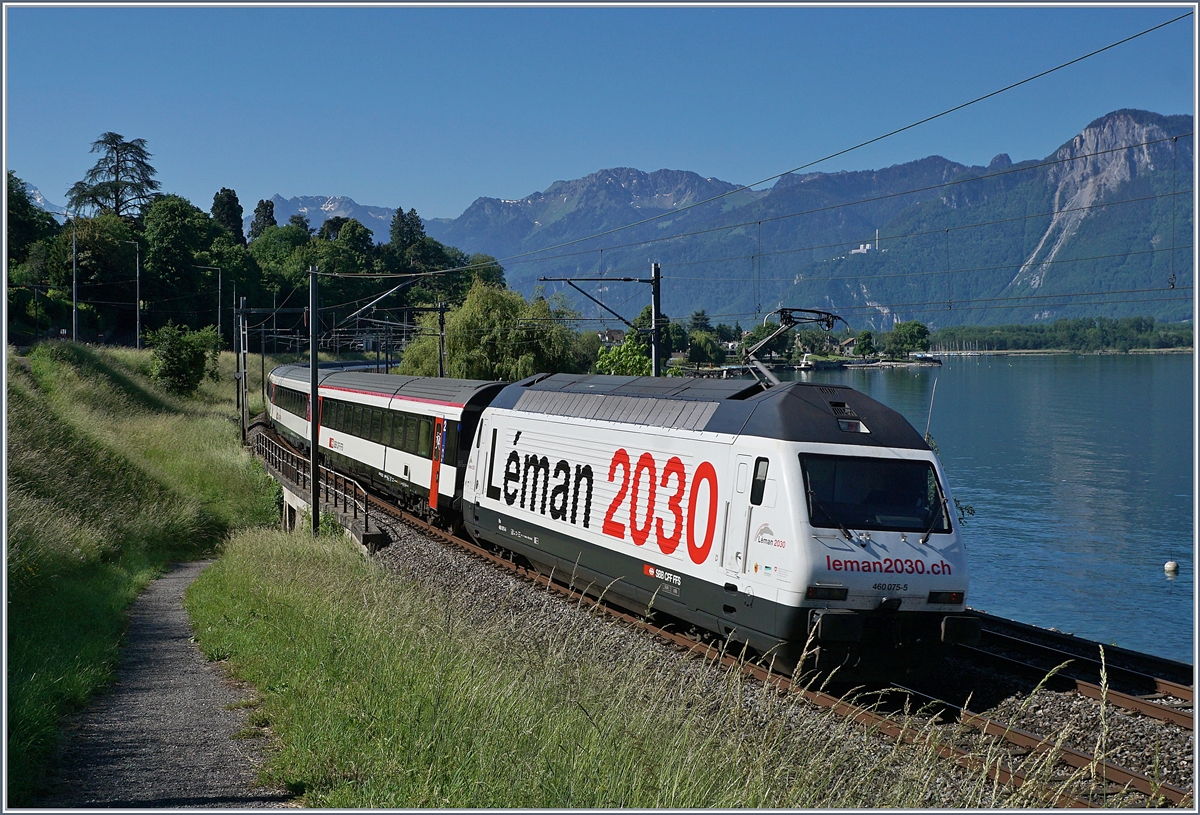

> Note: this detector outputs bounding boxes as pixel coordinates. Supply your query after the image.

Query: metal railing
[254,432,372,532]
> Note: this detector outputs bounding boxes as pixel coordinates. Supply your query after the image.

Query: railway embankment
[6,343,279,805]
[187,524,1008,808]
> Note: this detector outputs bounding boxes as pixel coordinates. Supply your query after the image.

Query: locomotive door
[724,454,755,573]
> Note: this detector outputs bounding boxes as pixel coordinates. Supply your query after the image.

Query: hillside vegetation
[5,343,278,804]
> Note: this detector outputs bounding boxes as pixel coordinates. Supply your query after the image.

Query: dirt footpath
[34,560,293,808]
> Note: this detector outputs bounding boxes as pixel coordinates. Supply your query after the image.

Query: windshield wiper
[920,495,951,545]
[805,473,853,541]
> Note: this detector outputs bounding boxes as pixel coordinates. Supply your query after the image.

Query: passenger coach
[268,364,505,518]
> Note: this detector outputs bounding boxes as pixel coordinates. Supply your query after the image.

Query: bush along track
[5,343,279,805]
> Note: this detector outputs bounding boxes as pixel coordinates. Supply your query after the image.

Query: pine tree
[389,206,425,251]
[288,213,314,235]
[211,188,245,245]
[248,199,277,241]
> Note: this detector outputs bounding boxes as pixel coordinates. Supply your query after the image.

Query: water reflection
[770,355,1194,663]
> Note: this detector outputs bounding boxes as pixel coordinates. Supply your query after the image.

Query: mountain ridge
[27,108,1192,327]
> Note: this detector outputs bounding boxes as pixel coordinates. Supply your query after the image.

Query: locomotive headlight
[928,591,965,604]
[806,585,849,601]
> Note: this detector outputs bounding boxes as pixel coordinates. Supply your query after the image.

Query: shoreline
[932,347,1193,356]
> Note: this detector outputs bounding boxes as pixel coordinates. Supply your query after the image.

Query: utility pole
[438,303,446,378]
[240,297,249,442]
[308,266,321,537]
[234,301,242,416]
[72,215,78,342]
[651,262,662,377]
[125,241,141,349]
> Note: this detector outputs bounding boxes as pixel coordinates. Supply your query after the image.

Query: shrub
[144,322,220,395]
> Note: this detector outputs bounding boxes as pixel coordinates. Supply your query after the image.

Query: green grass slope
[5,343,278,804]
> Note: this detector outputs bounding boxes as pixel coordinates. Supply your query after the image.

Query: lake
[773,353,1194,664]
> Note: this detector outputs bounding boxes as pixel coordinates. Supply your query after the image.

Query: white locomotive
[268,365,980,675]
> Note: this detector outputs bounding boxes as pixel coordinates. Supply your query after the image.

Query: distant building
[597,328,625,347]
[849,229,881,255]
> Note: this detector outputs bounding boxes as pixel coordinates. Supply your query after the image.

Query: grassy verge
[5,342,279,804]
[186,527,1089,808]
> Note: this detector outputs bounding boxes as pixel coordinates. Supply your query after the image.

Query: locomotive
[268,364,981,676]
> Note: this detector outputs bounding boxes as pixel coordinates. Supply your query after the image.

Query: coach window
[750,457,769,506]
[381,412,393,447]
[417,418,433,458]
[400,415,416,454]
[444,424,459,465]
[351,406,363,438]
[368,409,381,443]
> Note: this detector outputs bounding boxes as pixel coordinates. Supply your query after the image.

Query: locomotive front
[739,383,981,676]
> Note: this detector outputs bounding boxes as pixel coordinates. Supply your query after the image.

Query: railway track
[958,633,1193,730]
[251,425,1194,808]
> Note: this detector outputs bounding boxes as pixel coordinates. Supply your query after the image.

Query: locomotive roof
[492,373,928,450]
[270,365,505,408]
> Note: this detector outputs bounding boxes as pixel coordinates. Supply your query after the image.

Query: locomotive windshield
[799,454,950,534]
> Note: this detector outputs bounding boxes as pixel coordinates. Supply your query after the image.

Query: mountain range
[421,109,1192,328]
[30,109,1193,328]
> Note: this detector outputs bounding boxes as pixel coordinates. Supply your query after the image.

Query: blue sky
[5,5,1195,220]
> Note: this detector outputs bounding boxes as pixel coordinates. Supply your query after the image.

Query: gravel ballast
[34,560,293,809]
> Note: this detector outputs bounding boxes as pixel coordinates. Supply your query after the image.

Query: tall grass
[186,527,1086,808]
[5,343,278,804]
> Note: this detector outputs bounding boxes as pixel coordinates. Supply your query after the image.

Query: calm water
[774,354,1194,664]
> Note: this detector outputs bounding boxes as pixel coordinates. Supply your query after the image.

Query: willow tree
[398,281,584,380]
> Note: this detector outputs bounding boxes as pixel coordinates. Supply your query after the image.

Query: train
[267,364,981,677]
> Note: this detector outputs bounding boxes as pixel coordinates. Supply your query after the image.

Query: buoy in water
[1164,560,1179,574]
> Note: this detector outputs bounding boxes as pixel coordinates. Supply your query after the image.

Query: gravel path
[34,560,294,809]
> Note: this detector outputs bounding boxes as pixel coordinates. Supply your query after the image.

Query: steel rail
[979,630,1194,704]
[889,684,1192,806]
[968,612,1195,688]
[959,644,1194,731]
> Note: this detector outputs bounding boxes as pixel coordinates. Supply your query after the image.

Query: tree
[688,330,725,365]
[595,336,652,376]
[856,330,876,357]
[689,309,712,333]
[630,304,680,361]
[288,213,313,234]
[884,320,931,358]
[66,132,160,218]
[713,323,737,343]
[46,213,135,292]
[143,195,219,323]
[7,171,60,271]
[144,321,221,395]
[389,206,425,251]
[399,280,582,380]
[248,199,277,242]
[742,321,791,358]
[317,216,352,241]
[211,188,245,245]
